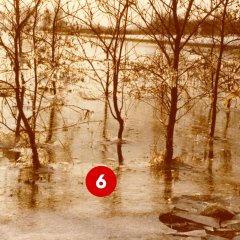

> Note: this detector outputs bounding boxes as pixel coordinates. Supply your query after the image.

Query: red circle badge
[86,166,117,197]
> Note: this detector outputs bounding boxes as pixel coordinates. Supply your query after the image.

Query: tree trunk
[164,2,180,162]
[117,118,124,141]
[14,27,41,169]
[208,138,214,159]
[209,0,228,139]
[210,92,218,139]
[30,136,41,169]
[117,142,123,165]
[165,86,178,162]
[105,51,110,98]
[52,81,57,95]
[46,104,56,143]
[223,103,231,138]
[102,100,108,139]
[112,73,124,142]
[207,139,214,193]
[15,114,21,141]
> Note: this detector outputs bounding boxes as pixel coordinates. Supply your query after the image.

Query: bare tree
[0,0,43,169]
[71,0,134,163]
[134,0,222,162]
[0,0,85,168]
[209,0,235,140]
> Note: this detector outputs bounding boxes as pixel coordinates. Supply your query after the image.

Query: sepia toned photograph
[0,0,240,239]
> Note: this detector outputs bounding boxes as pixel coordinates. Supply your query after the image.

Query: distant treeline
[148,15,240,36]
[41,14,240,36]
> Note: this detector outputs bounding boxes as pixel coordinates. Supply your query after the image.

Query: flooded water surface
[1,95,240,239]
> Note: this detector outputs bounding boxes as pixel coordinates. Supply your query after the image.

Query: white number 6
[96,174,106,189]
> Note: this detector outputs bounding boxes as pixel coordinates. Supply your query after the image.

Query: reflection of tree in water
[206,139,214,194]
[149,121,175,202]
[150,149,180,203]
[150,163,176,204]
[202,105,233,194]
[219,144,232,173]
[46,102,75,163]
[16,168,44,209]
[15,166,75,210]
[46,148,56,164]
[223,109,231,139]
[163,166,173,202]
[16,168,37,208]
[220,110,232,173]
[101,167,123,215]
